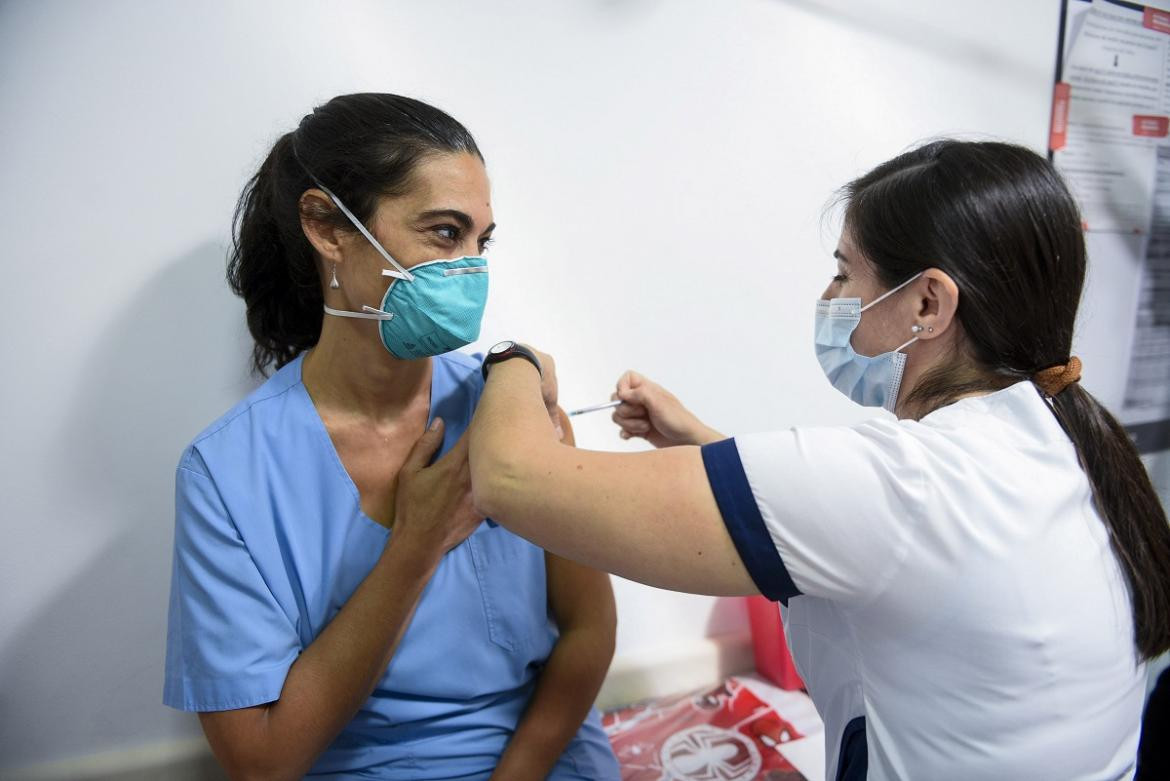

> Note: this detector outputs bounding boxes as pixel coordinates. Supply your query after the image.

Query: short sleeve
[163,448,300,711]
[701,424,927,605]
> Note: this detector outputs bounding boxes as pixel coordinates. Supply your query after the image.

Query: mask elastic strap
[311,179,415,282]
[323,304,394,321]
[859,271,924,313]
[893,335,919,353]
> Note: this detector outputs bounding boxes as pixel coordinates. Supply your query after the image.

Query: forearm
[491,626,616,780]
[204,535,440,780]
[693,423,727,446]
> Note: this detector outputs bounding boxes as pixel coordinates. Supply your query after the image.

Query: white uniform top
[700,381,1145,780]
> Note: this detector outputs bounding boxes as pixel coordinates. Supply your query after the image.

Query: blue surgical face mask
[316,183,489,360]
[815,272,923,411]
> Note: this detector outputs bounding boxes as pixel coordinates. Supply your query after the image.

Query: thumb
[617,370,652,404]
[618,370,644,391]
[404,417,445,471]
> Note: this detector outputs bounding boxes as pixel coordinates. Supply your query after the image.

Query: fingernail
[430,418,443,431]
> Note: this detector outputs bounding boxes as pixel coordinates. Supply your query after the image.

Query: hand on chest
[323,412,430,529]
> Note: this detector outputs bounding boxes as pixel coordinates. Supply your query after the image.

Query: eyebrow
[833,249,851,264]
[417,209,496,235]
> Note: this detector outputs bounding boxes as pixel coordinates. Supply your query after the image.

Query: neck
[893,343,1002,421]
[302,314,431,421]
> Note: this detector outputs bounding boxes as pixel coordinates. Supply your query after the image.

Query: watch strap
[482,342,543,381]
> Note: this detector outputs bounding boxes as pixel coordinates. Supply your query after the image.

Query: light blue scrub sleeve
[164,448,301,712]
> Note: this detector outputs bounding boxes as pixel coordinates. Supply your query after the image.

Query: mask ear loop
[323,303,393,321]
[859,271,924,313]
[892,335,919,353]
[310,178,416,283]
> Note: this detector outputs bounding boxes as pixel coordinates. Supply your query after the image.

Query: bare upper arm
[545,550,617,638]
[540,443,758,596]
[483,407,758,597]
[544,408,618,634]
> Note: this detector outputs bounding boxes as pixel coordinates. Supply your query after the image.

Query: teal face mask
[316,183,489,360]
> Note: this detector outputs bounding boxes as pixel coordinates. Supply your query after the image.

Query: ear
[298,188,345,265]
[914,268,960,340]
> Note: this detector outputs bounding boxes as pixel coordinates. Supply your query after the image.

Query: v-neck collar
[294,352,438,534]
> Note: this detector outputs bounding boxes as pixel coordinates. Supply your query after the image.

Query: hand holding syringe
[568,371,726,447]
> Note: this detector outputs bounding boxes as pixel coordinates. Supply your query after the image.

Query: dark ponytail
[842,140,1170,660]
[1050,384,1170,660]
[229,133,323,374]
[228,93,482,375]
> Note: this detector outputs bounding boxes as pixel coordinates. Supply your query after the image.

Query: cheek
[343,252,395,299]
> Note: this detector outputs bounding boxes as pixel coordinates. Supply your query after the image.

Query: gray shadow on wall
[0,242,255,771]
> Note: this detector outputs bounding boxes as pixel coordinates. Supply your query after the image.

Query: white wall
[0,0,1066,771]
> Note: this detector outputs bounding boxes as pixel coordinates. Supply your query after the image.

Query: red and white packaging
[603,676,824,781]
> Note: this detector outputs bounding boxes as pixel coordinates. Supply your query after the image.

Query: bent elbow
[204,723,309,781]
[221,756,305,781]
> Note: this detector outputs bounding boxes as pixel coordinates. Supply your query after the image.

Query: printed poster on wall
[1052,0,1170,452]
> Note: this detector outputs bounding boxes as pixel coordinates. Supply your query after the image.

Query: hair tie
[1033,356,1082,397]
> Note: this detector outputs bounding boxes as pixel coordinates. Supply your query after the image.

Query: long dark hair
[228,93,482,375]
[843,139,1170,660]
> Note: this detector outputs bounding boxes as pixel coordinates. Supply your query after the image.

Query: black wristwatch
[482,341,543,381]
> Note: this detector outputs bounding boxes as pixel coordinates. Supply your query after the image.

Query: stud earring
[911,324,925,334]
[330,263,340,289]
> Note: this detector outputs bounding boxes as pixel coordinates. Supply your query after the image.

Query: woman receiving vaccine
[163,93,620,781]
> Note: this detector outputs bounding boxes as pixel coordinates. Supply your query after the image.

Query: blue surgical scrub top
[164,351,619,780]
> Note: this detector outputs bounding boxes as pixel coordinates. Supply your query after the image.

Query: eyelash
[833,274,848,283]
[433,226,494,252]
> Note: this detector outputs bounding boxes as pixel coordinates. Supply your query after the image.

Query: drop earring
[330,263,340,289]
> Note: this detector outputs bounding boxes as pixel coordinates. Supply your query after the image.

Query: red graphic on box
[1050,83,1071,151]
[603,678,808,780]
[1144,7,1170,35]
[1133,115,1169,138]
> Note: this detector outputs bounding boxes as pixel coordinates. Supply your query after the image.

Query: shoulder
[433,350,486,401]
[739,381,1061,476]
[179,356,307,476]
[732,414,930,483]
[731,385,1054,500]
[711,386,1081,605]
[434,350,484,382]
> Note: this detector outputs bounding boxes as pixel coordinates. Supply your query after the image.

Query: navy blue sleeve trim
[700,438,801,604]
[836,716,868,781]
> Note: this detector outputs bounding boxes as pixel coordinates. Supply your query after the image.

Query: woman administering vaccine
[163,94,620,780]
[469,141,1170,779]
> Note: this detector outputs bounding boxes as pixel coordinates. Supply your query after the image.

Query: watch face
[490,341,515,355]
